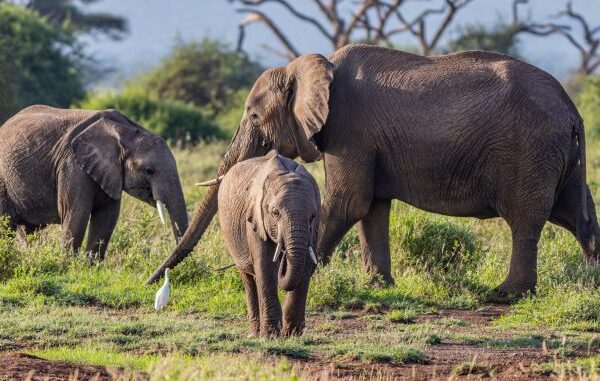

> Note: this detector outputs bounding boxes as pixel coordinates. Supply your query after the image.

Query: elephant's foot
[259,322,282,338]
[369,272,395,288]
[282,320,305,337]
[247,324,260,338]
[489,277,536,303]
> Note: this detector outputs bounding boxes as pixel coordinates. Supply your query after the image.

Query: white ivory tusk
[195,176,224,187]
[156,200,167,225]
[309,247,318,265]
[273,241,283,263]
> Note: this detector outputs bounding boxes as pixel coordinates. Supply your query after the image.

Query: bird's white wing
[154,284,170,310]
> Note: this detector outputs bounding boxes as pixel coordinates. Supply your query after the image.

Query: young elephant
[0,105,188,258]
[216,152,320,337]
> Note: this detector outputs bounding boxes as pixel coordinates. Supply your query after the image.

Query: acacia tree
[231,0,476,59]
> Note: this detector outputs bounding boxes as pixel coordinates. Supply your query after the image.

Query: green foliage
[393,211,479,273]
[136,38,262,117]
[78,88,222,145]
[447,23,522,57]
[577,75,600,138]
[0,3,85,122]
[23,0,128,40]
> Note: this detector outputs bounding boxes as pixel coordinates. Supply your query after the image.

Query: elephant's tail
[576,118,589,222]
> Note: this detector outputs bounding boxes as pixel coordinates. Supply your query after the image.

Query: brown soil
[292,305,562,380]
[0,306,575,380]
[0,353,118,381]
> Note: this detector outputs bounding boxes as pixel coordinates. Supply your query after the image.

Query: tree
[10,0,128,40]
[448,23,523,57]
[137,38,263,117]
[231,0,476,58]
[0,3,85,122]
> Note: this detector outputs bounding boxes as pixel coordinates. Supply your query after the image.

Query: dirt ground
[0,306,577,380]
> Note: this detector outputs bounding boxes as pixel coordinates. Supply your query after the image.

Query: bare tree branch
[237,9,300,60]
[230,0,476,59]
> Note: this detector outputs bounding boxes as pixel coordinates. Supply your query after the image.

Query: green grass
[3,138,600,377]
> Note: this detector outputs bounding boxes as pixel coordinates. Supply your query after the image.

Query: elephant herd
[1,44,599,337]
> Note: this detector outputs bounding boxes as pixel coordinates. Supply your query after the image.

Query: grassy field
[3,139,600,379]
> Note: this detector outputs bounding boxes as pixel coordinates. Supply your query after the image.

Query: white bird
[154,268,170,310]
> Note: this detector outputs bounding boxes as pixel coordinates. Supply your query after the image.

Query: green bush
[577,75,600,138]
[78,88,222,146]
[0,3,85,122]
[393,211,479,273]
[136,38,262,118]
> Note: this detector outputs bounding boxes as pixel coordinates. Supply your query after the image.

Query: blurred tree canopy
[136,38,263,118]
[0,3,85,122]
[448,24,522,57]
[5,0,128,40]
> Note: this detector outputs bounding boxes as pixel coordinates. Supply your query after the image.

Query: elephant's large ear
[71,118,124,200]
[285,54,334,162]
[247,154,288,241]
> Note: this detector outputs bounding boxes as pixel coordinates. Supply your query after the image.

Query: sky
[83,0,600,85]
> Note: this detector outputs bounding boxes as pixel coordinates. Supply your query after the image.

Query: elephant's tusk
[273,241,283,263]
[309,246,318,265]
[156,200,167,225]
[195,176,224,187]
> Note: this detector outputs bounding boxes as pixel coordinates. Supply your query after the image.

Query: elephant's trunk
[278,222,309,292]
[165,179,188,240]
[146,126,270,284]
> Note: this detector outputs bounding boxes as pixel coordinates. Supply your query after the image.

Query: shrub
[78,88,222,146]
[0,3,85,122]
[393,211,479,273]
[136,38,262,118]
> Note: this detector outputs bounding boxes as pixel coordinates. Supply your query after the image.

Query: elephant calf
[216,151,320,337]
[0,105,188,258]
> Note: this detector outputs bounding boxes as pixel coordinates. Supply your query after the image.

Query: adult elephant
[0,105,188,258]
[148,44,600,296]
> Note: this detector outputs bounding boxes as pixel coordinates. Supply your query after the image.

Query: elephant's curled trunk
[278,227,309,292]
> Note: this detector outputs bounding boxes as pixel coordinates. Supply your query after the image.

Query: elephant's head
[147,54,333,283]
[72,112,189,239]
[249,154,320,291]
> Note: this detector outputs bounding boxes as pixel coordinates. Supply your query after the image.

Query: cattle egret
[154,268,170,310]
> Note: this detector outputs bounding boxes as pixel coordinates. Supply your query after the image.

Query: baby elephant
[216,151,320,337]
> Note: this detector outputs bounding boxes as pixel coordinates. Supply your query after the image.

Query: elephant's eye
[144,167,155,176]
[271,209,280,219]
[309,214,316,223]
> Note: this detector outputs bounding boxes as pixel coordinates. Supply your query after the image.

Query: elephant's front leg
[317,154,374,265]
[86,200,121,260]
[356,198,394,285]
[282,266,313,336]
[250,237,282,337]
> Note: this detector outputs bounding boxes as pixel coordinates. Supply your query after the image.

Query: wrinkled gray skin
[149,44,600,296]
[0,105,188,259]
[218,151,320,337]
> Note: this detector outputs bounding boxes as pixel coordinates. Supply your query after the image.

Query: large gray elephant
[148,44,600,296]
[0,105,188,258]
[217,151,320,337]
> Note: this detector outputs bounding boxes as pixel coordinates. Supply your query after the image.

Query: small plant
[386,309,417,324]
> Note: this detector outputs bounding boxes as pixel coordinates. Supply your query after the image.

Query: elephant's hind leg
[240,272,260,337]
[497,191,555,296]
[86,200,120,260]
[356,198,394,285]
